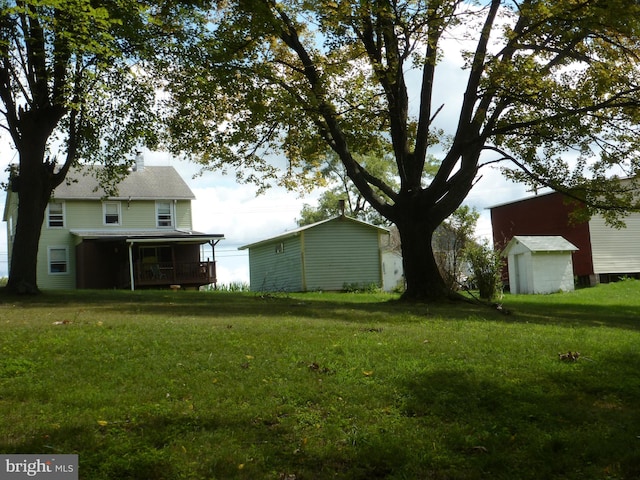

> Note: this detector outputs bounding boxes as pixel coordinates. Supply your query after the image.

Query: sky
[0,14,537,284]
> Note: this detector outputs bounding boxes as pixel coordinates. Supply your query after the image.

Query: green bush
[464,241,503,300]
[204,282,250,292]
[342,282,381,293]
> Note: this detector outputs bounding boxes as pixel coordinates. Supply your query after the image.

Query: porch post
[128,241,135,291]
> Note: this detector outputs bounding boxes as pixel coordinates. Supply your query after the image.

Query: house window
[103,202,121,225]
[47,201,64,228]
[156,201,173,228]
[48,246,69,274]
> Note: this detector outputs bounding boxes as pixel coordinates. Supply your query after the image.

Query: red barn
[490,191,640,287]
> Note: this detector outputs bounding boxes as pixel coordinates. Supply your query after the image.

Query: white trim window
[48,246,69,274]
[47,201,65,228]
[103,201,121,225]
[156,201,174,228]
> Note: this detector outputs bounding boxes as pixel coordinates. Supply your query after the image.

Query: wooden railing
[134,261,216,287]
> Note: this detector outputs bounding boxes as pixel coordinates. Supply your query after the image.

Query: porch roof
[70,229,225,245]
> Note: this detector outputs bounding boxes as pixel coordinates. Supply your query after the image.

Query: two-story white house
[3,160,224,290]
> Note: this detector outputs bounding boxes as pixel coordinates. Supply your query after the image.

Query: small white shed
[502,236,578,294]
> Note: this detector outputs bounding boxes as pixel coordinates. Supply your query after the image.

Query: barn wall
[304,219,382,291]
[589,213,640,276]
[491,193,594,278]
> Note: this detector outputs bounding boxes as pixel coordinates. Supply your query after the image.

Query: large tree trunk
[395,215,449,301]
[6,152,55,295]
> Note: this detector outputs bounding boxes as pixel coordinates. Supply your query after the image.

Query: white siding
[531,252,575,294]
[507,251,532,294]
[382,251,404,292]
[589,214,640,274]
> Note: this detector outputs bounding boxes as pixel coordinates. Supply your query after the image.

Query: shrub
[204,282,250,292]
[342,282,381,293]
[464,241,503,300]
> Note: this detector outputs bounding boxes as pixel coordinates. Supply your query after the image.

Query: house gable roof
[52,165,195,200]
[502,235,579,256]
[238,215,389,250]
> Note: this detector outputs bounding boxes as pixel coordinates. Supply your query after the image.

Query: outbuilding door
[515,253,529,294]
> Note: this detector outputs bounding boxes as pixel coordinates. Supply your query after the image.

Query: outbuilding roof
[238,215,389,250]
[52,165,195,200]
[502,235,579,256]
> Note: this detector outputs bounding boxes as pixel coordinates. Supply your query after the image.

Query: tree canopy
[296,152,399,226]
[0,0,164,293]
[163,0,640,299]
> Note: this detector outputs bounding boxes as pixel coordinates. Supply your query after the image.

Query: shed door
[515,253,528,294]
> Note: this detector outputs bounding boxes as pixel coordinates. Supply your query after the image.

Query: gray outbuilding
[239,215,400,292]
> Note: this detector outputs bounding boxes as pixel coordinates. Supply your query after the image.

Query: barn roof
[502,235,579,256]
[238,215,389,250]
[487,190,557,210]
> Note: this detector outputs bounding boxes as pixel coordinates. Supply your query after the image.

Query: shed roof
[502,235,579,256]
[52,165,195,200]
[238,215,389,250]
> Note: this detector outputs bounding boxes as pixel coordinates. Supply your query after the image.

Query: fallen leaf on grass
[470,446,488,454]
[307,362,334,374]
[362,370,374,377]
[279,474,297,480]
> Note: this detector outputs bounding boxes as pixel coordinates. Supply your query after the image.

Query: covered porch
[72,230,225,290]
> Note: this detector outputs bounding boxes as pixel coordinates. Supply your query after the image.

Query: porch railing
[134,261,217,287]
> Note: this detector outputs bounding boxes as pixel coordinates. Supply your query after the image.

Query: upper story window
[156,201,174,228]
[103,202,121,226]
[47,201,65,228]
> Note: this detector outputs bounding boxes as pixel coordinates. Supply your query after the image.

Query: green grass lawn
[1,282,639,479]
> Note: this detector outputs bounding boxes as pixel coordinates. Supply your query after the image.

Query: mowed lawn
[1,282,639,479]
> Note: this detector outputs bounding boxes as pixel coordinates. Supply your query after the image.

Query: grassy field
[0,282,639,479]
